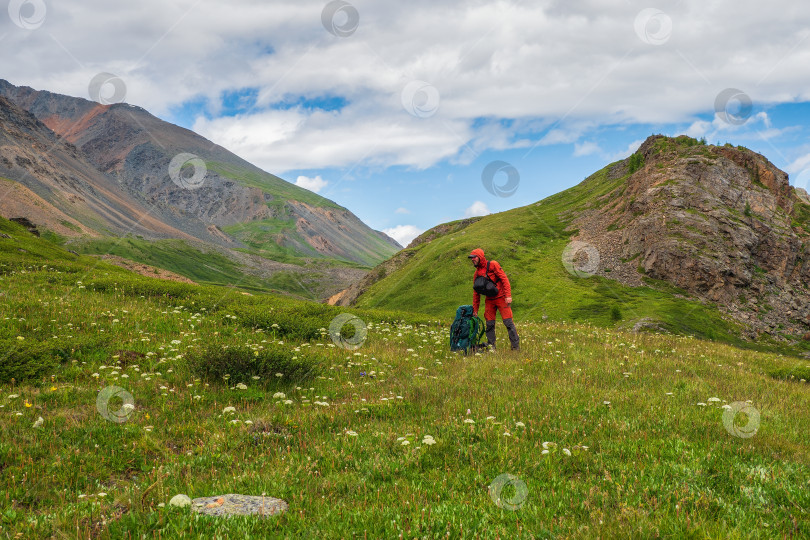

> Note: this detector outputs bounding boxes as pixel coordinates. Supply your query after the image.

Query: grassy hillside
[0,216,808,538]
[353,162,809,356]
[206,162,342,210]
[208,163,400,268]
[65,236,335,298]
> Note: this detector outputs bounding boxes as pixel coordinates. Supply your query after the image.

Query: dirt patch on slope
[96,254,197,284]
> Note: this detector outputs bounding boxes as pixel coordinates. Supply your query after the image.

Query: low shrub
[187,343,322,385]
[767,363,810,382]
[0,335,109,383]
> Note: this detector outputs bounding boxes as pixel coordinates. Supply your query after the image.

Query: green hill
[1,214,809,538]
[350,150,810,357]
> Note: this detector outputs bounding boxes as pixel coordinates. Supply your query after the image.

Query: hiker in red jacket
[468,248,520,351]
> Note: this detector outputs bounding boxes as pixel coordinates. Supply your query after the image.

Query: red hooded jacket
[470,248,511,310]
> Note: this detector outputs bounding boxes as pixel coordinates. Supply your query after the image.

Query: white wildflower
[169,494,191,507]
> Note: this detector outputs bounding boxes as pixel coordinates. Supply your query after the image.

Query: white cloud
[464,201,490,218]
[608,139,645,161]
[383,225,424,247]
[787,152,810,175]
[573,141,602,157]
[685,120,712,139]
[194,108,469,173]
[394,207,410,214]
[295,175,327,193]
[5,0,810,172]
[785,151,810,190]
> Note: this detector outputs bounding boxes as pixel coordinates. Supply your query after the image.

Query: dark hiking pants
[485,318,520,350]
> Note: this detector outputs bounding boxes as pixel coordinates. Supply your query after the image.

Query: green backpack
[450,305,485,354]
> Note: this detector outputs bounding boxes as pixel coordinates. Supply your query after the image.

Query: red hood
[470,248,487,268]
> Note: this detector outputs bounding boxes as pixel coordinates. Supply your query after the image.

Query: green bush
[628,152,644,173]
[768,363,810,382]
[0,335,109,383]
[187,343,322,385]
[229,305,330,341]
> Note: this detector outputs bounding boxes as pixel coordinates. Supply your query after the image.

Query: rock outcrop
[571,135,810,340]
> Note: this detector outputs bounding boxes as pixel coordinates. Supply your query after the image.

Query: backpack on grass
[450,305,485,354]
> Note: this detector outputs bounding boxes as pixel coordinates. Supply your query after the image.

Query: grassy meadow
[353,152,810,358]
[1,216,810,538]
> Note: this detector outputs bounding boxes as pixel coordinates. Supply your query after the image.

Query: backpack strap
[486,260,500,284]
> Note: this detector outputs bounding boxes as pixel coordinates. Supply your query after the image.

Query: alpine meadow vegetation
[0,216,809,538]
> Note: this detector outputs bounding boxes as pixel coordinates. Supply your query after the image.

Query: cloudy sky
[3,0,810,246]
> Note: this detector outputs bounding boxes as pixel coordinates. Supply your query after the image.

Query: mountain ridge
[0,79,401,264]
[336,135,810,353]
[0,79,401,298]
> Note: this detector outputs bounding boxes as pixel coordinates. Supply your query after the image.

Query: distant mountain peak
[0,79,400,267]
[0,79,401,299]
[570,134,810,339]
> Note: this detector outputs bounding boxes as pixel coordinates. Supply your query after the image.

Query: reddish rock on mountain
[570,134,810,339]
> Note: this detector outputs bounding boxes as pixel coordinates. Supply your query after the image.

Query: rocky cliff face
[0,96,194,241]
[571,135,810,340]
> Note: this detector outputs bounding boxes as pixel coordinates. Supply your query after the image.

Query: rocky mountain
[569,134,810,339]
[0,79,401,297]
[335,135,810,349]
[0,95,193,241]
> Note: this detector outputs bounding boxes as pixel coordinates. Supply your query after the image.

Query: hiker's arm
[472,290,480,315]
[494,263,512,300]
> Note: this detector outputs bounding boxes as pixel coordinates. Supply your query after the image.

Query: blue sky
[4,0,810,246]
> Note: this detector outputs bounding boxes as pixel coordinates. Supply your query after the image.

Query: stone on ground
[191,494,288,517]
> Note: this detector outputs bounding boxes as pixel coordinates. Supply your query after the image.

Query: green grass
[0,216,809,537]
[209,163,400,267]
[352,160,810,357]
[1,281,809,537]
[223,218,309,264]
[206,162,342,210]
[66,236,322,297]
